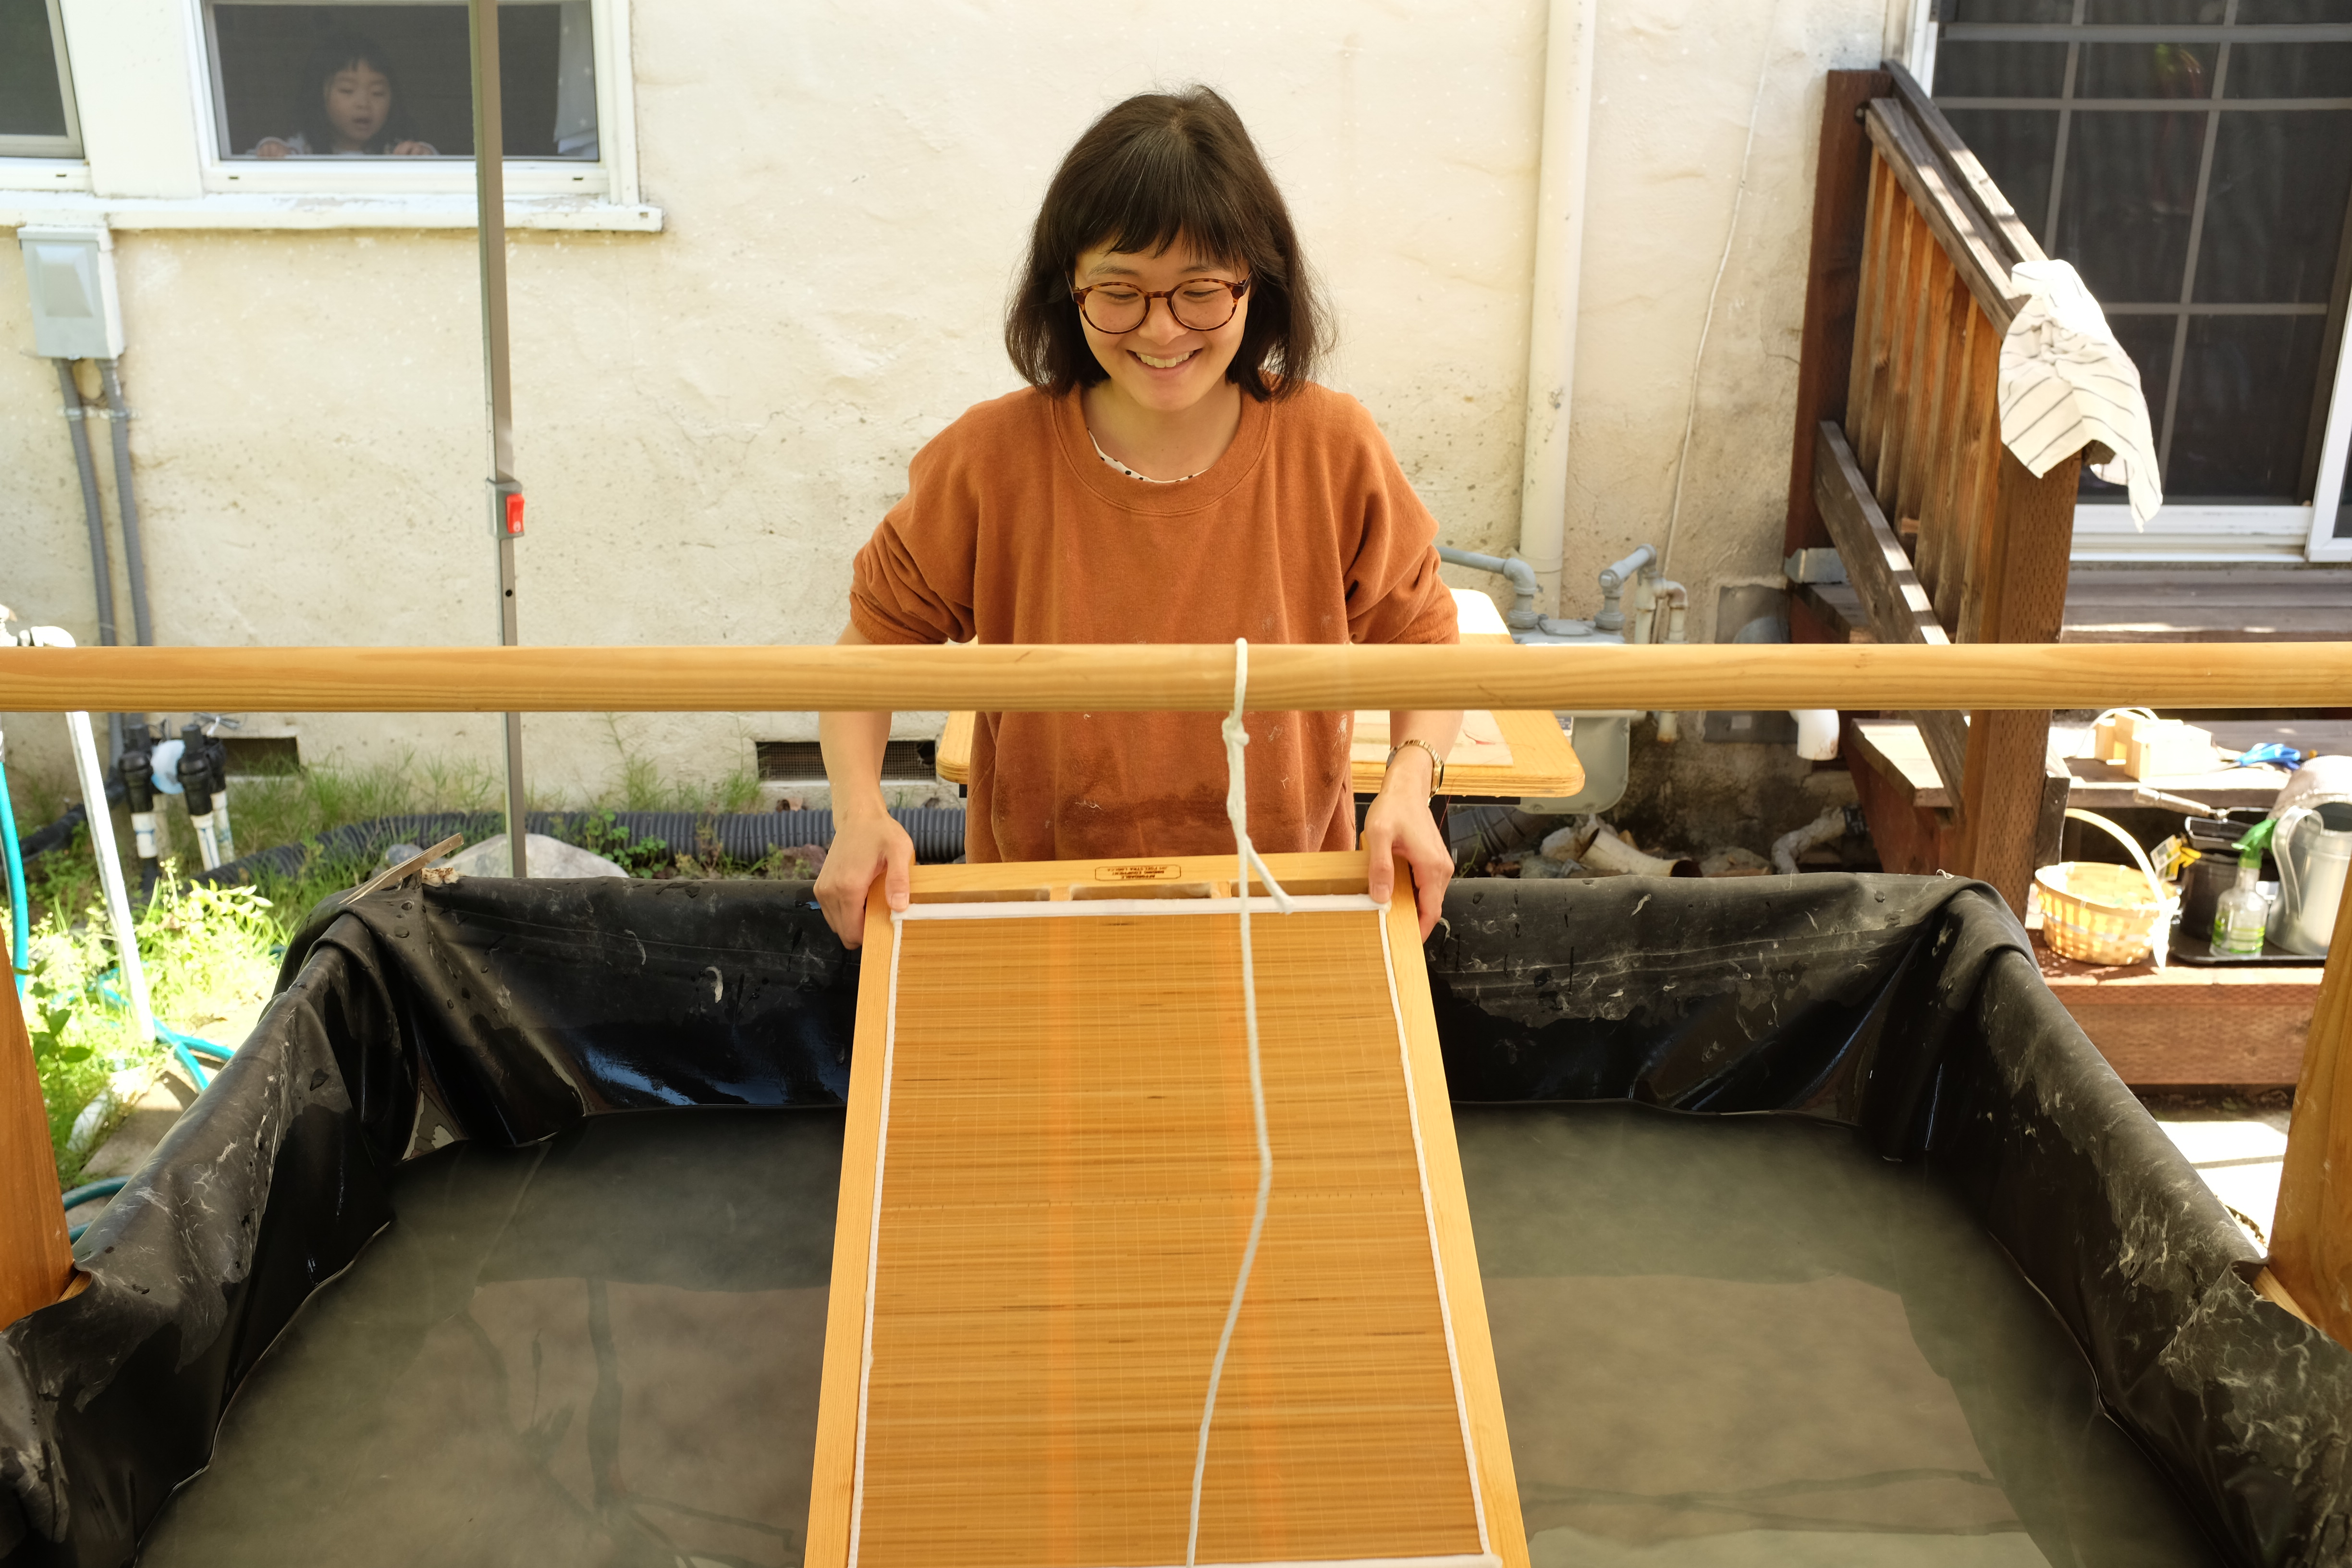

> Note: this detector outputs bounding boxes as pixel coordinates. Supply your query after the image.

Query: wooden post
[0,977,74,1328]
[1784,68,1893,556]
[1959,448,2080,915]
[2269,882,2352,1346]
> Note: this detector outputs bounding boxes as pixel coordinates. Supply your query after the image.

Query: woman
[815,86,1460,945]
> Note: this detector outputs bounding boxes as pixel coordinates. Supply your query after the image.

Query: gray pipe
[98,361,154,649]
[1434,545,1540,629]
[55,361,115,648]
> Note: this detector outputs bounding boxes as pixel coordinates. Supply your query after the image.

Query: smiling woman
[811,86,1466,952]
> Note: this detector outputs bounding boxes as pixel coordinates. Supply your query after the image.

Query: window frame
[0,0,84,159]
[1926,10,2352,564]
[0,0,656,232]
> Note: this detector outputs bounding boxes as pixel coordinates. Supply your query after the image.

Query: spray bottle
[2211,819,2278,957]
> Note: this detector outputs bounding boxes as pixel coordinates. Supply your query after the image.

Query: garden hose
[63,1176,127,1244]
[94,967,231,1090]
[0,752,27,1002]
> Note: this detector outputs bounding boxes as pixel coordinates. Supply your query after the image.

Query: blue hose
[0,752,28,1002]
[63,1176,127,1245]
[93,968,228,1090]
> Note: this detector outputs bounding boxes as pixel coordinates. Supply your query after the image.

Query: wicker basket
[2034,809,2177,966]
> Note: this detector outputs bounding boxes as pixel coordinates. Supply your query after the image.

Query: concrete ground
[2143,1096,2293,1250]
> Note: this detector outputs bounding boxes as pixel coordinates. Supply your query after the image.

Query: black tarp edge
[0,872,2342,1566]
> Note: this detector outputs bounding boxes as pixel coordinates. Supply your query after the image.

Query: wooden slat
[1846,157,1900,467]
[0,965,76,1330]
[1939,318,2000,634]
[1912,269,1976,609]
[1872,206,1933,502]
[1785,68,1895,556]
[1812,422,1972,801]
[1863,100,2024,333]
[3,642,2352,716]
[1884,60,2047,268]
[1894,243,1959,546]
[1814,424,1947,649]
[2266,874,2352,1347]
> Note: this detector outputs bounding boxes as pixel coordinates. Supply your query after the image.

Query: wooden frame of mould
[806,848,1528,1568]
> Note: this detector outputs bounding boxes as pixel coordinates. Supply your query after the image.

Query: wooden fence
[1785,63,2091,917]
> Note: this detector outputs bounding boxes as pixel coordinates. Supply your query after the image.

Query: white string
[1187,637,1291,1566]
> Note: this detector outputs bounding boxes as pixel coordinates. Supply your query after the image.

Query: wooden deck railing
[1786,62,2095,917]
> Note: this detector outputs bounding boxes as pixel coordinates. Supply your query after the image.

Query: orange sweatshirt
[849,382,1457,863]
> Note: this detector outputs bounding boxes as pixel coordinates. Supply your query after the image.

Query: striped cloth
[1998,259,2162,525]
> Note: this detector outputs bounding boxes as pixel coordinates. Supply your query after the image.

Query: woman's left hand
[1363,760,1452,941]
[390,140,434,156]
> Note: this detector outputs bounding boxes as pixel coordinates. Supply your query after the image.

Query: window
[0,0,80,158]
[1936,1,2352,554]
[204,2,597,163]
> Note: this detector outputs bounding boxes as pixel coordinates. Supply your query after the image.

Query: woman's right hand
[816,810,914,949]
[254,139,292,159]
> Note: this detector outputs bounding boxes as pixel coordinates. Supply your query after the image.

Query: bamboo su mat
[807,852,1525,1568]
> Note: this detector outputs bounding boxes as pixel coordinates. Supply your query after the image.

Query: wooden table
[931,590,1585,801]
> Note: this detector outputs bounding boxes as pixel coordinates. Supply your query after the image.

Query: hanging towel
[1998,259,2163,526]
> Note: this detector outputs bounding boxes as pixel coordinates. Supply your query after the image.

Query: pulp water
[140,1104,2216,1567]
[1462,1103,2217,1568]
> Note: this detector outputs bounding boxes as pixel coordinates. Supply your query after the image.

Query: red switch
[503,491,526,535]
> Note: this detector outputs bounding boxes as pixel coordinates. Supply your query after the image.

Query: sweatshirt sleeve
[1340,403,1459,649]
[848,429,980,647]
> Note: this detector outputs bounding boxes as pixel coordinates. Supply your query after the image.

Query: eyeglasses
[1070,277,1250,335]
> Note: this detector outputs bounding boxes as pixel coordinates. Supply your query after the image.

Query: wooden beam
[0,977,74,1329]
[1811,421,1972,802]
[1882,60,2046,268]
[2268,871,2352,1347]
[1862,100,2025,332]
[1786,68,1896,556]
[0,641,2348,716]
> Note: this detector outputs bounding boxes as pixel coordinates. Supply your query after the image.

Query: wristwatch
[1385,738,1446,798]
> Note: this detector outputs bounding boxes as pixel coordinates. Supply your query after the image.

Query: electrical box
[17,225,123,360]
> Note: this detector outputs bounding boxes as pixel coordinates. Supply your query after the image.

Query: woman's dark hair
[1006,86,1327,401]
[292,31,418,155]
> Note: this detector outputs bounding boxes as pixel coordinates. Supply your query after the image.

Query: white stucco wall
[1,0,1909,836]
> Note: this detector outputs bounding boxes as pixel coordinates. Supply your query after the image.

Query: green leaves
[23,970,91,1066]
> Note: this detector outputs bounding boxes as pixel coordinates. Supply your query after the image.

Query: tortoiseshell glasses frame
[1069,277,1251,335]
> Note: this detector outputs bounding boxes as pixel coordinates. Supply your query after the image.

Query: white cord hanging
[1186,638,1293,1565]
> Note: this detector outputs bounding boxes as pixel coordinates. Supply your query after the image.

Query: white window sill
[0,189,661,231]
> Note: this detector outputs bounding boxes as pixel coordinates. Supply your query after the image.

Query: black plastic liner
[1,873,2345,1565]
[190,807,968,887]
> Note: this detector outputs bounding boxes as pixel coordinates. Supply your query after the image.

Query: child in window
[251,33,435,158]
[814,86,1462,946]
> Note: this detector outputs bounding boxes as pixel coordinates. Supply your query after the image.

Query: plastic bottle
[2211,820,2276,957]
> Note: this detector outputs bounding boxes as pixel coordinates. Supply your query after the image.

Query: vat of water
[2,874,2345,1567]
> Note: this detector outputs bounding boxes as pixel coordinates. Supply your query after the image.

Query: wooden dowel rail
[0,642,2346,715]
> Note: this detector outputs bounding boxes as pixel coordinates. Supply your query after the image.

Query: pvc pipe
[98,362,153,650]
[1517,0,1599,616]
[0,641,2350,715]
[1790,710,1840,760]
[28,628,153,1051]
[53,363,116,652]
[1435,546,1540,629]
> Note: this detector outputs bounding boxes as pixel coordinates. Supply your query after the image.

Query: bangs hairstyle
[1006,86,1327,402]
[294,31,419,155]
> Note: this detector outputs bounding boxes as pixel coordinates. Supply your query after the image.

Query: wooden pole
[0,641,2343,717]
[0,968,74,1328]
[2266,875,2352,1346]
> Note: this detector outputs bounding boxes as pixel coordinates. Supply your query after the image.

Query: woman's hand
[254,138,292,159]
[390,140,434,156]
[1362,747,1452,941]
[816,810,913,949]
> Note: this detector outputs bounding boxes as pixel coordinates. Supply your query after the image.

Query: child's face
[323,61,393,149]
[1073,237,1251,418]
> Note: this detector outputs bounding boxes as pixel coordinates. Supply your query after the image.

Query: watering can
[2266,794,2352,957]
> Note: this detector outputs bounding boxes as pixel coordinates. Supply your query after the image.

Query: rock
[445,833,629,880]
[1700,846,1770,877]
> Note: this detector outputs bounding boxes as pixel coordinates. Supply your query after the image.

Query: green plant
[551,808,671,877]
